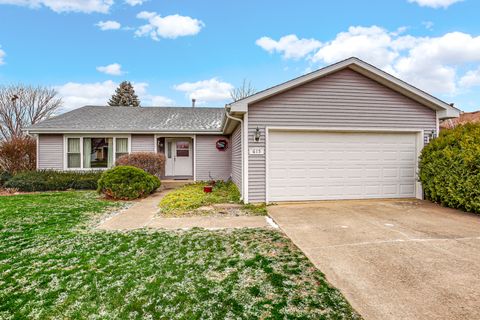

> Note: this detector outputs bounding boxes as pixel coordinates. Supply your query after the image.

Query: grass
[159,181,238,214]
[0,191,361,319]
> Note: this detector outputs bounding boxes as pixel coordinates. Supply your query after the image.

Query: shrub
[0,171,12,186]
[5,170,102,192]
[97,166,161,200]
[419,124,480,213]
[0,136,36,174]
[115,152,165,177]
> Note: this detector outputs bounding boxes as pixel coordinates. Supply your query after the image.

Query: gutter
[225,109,245,201]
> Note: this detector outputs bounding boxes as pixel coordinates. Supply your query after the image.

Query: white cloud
[135,11,204,40]
[0,0,114,13]
[96,20,121,30]
[422,21,434,30]
[0,46,5,65]
[55,80,174,111]
[96,63,124,75]
[459,67,480,88]
[256,34,322,59]
[408,0,462,8]
[261,26,480,95]
[174,78,233,103]
[125,0,144,5]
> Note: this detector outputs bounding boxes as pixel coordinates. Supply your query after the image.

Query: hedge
[0,171,12,187]
[97,166,161,200]
[4,170,102,192]
[418,123,480,213]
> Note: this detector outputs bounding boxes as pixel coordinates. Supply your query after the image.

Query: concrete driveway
[268,199,480,320]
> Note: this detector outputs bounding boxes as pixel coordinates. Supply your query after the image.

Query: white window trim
[63,134,131,171]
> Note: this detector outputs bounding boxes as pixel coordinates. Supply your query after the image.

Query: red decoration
[216,139,228,151]
[204,186,213,193]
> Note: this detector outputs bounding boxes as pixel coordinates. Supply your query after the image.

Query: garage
[267,130,420,202]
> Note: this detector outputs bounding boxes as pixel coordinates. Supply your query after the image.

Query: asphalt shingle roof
[26,106,226,132]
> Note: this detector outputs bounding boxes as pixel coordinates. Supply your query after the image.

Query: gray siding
[247,68,436,202]
[38,134,64,170]
[231,124,242,194]
[196,135,232,181]
[131,134,155,153]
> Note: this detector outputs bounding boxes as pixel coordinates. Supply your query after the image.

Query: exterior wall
[247,68,437,202]
[195,135,232,181]
[131,134,155,153]
[231,124,242,194]
[38,134,64,170]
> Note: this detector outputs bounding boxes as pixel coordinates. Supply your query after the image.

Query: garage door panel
[268,131,417,202]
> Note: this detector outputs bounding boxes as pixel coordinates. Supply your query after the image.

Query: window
[176,141,190,157]
[116,138,129,159]
[66,137,128,169]
[67,138,81,168]
[167,141,172,158]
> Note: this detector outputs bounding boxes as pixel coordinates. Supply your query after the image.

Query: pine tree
[108,81,140,107]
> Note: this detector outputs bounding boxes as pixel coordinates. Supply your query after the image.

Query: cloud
[135,11,204,40]
[408,0,462,8]
[96,20,121,30]
[125,0,144,5]
[174,78,233,103]
[0,46,5,65]
[260,26,480,95]
[96,63,124,75]
[459,67,480,88]
[422,21,434,30]
[0,0,114,13]
[256,34,322,59]
[55,80,174,111]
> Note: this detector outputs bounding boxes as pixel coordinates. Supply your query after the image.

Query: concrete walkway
[97,190,270,231]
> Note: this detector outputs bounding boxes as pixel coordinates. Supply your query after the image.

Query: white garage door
[267,131,418,202]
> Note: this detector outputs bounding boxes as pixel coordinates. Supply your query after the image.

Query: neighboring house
[440,110,480,129]
[26,57,460,203]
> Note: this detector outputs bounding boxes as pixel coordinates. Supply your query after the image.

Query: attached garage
[267,130,421,202]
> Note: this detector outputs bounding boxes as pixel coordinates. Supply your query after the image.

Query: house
[440,110,480,129]
[26,57,460,203]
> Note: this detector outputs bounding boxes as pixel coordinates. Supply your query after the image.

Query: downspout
[225,109,244,201]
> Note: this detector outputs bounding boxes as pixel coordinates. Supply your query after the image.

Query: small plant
[115,152,165,177]
[419,123,480,213]
[97,166,160,200]
[5,170,102,192]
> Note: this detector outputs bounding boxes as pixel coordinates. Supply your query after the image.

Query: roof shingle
[26,106,226,132]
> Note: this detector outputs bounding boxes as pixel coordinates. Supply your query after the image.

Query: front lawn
[159,181,267,216]
[0,191,360,319]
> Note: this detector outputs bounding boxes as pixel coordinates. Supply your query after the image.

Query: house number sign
[249,147,265,155]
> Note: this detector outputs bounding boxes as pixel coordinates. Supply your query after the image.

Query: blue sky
[0,0,480,112]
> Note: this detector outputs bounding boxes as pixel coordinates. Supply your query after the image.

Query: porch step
[160,180,194,190]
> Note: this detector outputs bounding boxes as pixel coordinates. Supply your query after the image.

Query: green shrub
[97,166,161,200]
[419,123,480,213]
[4,170,102,192]
[0,171,12,186]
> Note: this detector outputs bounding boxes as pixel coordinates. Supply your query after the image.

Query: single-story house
[26,57,460,203]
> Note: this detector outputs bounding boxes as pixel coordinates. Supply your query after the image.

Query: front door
[165,138,193,177]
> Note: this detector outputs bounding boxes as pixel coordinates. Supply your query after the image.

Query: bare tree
[0,84,62,140]
[230,79,256,102]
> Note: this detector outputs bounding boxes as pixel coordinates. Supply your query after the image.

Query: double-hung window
[67,137,129,169]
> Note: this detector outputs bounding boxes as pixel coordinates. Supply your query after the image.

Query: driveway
[268,199,480,320]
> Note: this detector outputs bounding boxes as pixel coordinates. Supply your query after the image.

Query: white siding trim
[36,134,39,170]
[193,134,197,181]
[264,126,424,203]
[243,113,249,203]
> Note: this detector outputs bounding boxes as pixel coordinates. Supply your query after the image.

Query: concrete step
[160,180,193,190]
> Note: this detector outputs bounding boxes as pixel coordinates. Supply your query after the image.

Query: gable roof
[26,106,225,134]
[228,57,460,120]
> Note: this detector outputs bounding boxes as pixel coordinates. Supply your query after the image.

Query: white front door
[165,138,193,177]
[267,131,418,202]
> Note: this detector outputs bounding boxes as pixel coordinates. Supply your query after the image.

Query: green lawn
[0,191,360,319]
[159,181,267,216]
